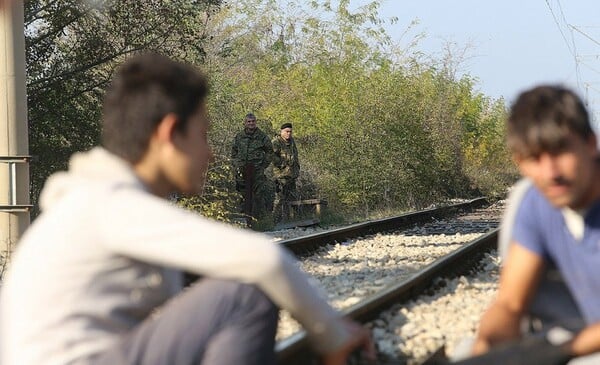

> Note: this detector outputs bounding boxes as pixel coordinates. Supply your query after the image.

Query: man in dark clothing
[231,113,274,221]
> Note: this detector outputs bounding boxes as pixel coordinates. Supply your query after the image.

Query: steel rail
[280,197,489,256]
[183,199,489,287]
[276,229,499,365]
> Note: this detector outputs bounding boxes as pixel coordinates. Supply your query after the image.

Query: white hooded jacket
[0,147,347,365]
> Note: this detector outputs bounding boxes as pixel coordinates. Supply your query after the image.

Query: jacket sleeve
[272,138,283,168]
[97,187,349,353]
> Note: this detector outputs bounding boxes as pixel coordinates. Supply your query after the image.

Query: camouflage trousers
[273,177,297,222]
[235,168,273,221]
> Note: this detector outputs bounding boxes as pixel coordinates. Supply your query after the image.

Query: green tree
[25,0,222,213]
[26,0,514,223]
[200,0,513,218]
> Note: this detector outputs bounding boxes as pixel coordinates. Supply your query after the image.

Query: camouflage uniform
[231,127,273,219]
[272,135,299,221]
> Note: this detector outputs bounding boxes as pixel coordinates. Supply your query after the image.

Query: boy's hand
[321,319,377,365]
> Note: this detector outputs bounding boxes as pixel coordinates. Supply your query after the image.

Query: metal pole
[9,161,15,204]
[0,1,30,255]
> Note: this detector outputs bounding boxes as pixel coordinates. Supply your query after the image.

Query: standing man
[471,85,600,362]
[231,113,273,222]
[272,122,300,221]
[0,53,375,365]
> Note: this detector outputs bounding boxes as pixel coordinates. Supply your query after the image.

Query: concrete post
[0,1,30,256]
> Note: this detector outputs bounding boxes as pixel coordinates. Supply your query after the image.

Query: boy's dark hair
[507,85,592,158]
[102,53,209,163]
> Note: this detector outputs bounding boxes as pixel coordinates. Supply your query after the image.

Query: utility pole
[0,1,30,256]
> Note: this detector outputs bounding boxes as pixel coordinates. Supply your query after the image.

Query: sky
[352,0,600,125]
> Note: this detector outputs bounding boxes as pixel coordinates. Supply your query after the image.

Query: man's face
[167,103,213,195]
[515,133,598,209]
[244,118,257,132]
[280,127,292,141]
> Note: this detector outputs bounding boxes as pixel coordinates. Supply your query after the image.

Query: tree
[25,0,514,222]
[25,0,222,213]
[199,0,513,217]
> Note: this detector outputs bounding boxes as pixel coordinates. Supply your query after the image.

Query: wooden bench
[286,199,328,219]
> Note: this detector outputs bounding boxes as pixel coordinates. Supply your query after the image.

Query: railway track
[267,199,502,364]
[277,197,490,256]
[276,229,499,365]
[274,198,581,365]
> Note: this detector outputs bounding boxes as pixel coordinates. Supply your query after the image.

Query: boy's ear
[155,113,179,143]
[587,134,598,152]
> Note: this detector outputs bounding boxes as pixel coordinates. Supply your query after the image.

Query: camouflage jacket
[272,135,299,180]
[231,128,273,170]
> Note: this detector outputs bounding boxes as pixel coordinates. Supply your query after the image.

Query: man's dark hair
[102,53,209,163]
[507,85,592,158]
[245,113,256,121]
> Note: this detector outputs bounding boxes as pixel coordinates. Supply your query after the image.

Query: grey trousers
[90,278,279,365]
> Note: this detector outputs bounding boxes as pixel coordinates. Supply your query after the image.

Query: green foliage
[201,0,514,218]
[176,162,239,222]
[250,213,275,232]
[462,98,518,196]
[25,0,223,215]
[26,0,514,223]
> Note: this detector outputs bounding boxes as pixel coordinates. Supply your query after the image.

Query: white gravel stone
[272,202,505,364]
[368,252,500,364]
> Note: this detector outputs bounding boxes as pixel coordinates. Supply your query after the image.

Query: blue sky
[352,0,599,124]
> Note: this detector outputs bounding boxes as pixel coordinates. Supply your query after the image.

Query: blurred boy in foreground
[473,85,600,363]
[0,53,374,365]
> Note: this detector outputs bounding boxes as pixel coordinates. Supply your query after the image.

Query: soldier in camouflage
[272,122,300,221]
[231,113,274,221]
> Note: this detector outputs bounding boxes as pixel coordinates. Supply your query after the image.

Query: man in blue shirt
[497,178,582,335]
[473,85,600,361]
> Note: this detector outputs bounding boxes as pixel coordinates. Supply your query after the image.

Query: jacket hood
[39,147,144,211]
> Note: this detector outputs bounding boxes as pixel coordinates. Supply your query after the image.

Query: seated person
[472,85,600,363]
[0,53,374,365]
[499,178,582,330]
